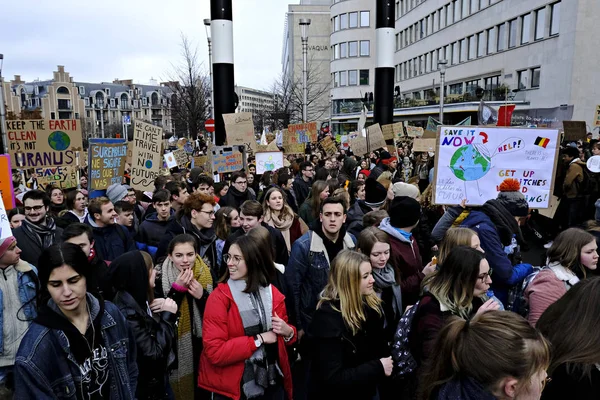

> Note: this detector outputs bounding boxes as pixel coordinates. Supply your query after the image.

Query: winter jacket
[14,294,138,400]
[525,263,579,326]
[198,283,296,400]
[436,376,497,400]
[293,176,312,207]
[13,220,63,266]
[135,212,174,258]
[308,300,387,400]
[113,290,177,400]
[56,210,87,229]
[0,261,37,356]
[562,159,585,199]
[288,228,356,331]
[542,364,600,400]
[346,200,372,239]
[369,164,386,181]
[431,206,463,243]
[379,218,424,307]
[85,215,136,262]
[299,199,318,228]
[218,186,255,210]
[283,188,299,214]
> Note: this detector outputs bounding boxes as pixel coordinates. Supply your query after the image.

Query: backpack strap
[114,225,129,250]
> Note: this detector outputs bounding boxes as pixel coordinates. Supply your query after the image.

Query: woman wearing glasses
[156,234,215,400]
[199,234,296,400]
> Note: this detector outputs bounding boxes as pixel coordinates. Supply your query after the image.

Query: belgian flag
[535,137,550,148]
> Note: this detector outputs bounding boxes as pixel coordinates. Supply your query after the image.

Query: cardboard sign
[0,195,12,240]
[536,195,560,218]
[192,156,211,171]
[284,143,306,155]
[6,119,82,168]
[433,126,561,207]
[223,112,256,151]
[381,124,395,141]
[0,155,16,210]
[413,138,437,152]
[287,122,318,144]
[211,146,245,174]
[562,121,587,142]
[173,149,189,168]
[89,140,127,190]
[367,124,386,151]
[423,130,438,139]
[392,122,405,139]
[126,142,133,164]
[35,165,79,189]
[131,120,163,191]
[164,152,178,169]
[319,136,337,157]
[256,151,284,174]
[594,105,600,127]
[406,126,424,137]
[349,132,368,156]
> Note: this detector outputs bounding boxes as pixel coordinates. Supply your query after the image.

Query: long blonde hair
[438,227,478,265]
[318,250,382,334]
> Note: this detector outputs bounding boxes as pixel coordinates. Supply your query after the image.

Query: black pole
[211,0,235,146]
[374,0,395,126]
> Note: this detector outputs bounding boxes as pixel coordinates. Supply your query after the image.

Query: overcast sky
[0,0,290,90]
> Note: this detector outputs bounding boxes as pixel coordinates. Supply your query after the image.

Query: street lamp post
[438,59,448,125]
[204,19,215,123]
[0,54,8,155]
[96,98,105,138]
[299,18,311,123]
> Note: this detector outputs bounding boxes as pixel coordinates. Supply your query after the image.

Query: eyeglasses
[478,268,493,281]
[234,180,247,185]
[223,254,243,265]
[198,210,216,216]
[24,205,45,212]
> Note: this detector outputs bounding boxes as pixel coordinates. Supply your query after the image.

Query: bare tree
[164,34,211,140]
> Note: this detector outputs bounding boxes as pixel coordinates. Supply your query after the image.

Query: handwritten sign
[211,147,244,174]
[173,149,189,168]
[6,119,82,168]
[287,122,318,144]
[594,105,600,127]
[192,156,211,171]
[223,112,256,151]
[0,156,16,210]
[0,195,12,240]
[35,165,79,189]
[89,140,127,190]
[131,120,163,191]
[284,143,306,155]
[349,132,368,156]
[256,151,284,174]
[381,124,395,141]
[406,126,424,138]
[319,136,337,157]
[433,126,560,207]
[413,138,437,152]
[367,124,386,151]
[164,152,178,169]
[562,121,587,142]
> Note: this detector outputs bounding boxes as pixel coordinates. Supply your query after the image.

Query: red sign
[205,119,215,133]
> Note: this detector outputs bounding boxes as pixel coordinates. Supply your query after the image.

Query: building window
[479,0,489,7]
[445,4,452,26]
[335,44,340,59]
[85,98,90,106]
[340,42,347,58]
[508,19,518,48]
[454,0,460,22]
[360,70,369,85]
[497,23,506,51]
[396,33,401,50]
[550,2,560,36]
[334,16,340,31]
[50,112,56,119]
[334,72,339,88]
[462,0,469,18]
[79,86,85,95]
[477,32,485,56]
[360,41,370,56]
[517,70,528,89]
[86,110,91,118]
[535,8,546,40]
[487,27,496,54]
[484,75,501,92]
[452,42,459,64]
[468,35,477,60]
[449,83,463,94]
[349,12,358,28]
[340,71,347,86]
[521,14,531,44]
[110,98,115,108]
[105,88,111,96]
[465,79,479,96]
[470,0,479,13]
[349,70,358,85]
[360,11,370,27]
[340,13,348,29]
[531,67,541,87]
[349,41,358,57]
[460,38,468,62]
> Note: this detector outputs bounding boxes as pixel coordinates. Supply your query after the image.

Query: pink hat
[0,237,16,259]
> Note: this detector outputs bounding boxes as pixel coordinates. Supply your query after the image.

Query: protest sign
[423,130,438,139]
[367,124,386,151]
[392,122,405,139]
[349,132,368,156]
[131,120,163,191]
[173,149,189,168]
[413,138,437,152]
[284,143,306,155]
[433,126,560,207]
[0,195,11,240]
[0,155,15,210]
[287,122,318,144]
[192,156,211,171]
[88,139,127,190]
[35,165,79,189]
[256,152,284,174]
[406,126,424,137]
[211,146,245,174]
[594,105,600,127]
[6,119,82,168]
[223,112,256,151]
[319,136,337,157]
[381,124,395,141]
[587,156,600,173]
[537,195,560,218]
[164,152,178,169]
[562,121,587,142]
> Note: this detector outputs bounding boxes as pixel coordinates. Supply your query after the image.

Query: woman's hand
[272,312,293,338]
[149,298,165,313]
[161,298,178,314]
[175,269,194,288]
[422,262,436,276]
[260,331,278,344]
[187,280,204,300]
[476,298,501,315]
[380,357,393,377]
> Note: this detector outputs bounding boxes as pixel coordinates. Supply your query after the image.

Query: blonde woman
[263,187,308,252]
[437,227,483,265]
[308,250,393,400]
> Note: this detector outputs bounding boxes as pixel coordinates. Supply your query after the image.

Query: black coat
[542,364,600,400]
[308,300,387,400]
[13,221,63,266]
[293,176,312,208]
[85,217,136,262]
[218,186,255,210]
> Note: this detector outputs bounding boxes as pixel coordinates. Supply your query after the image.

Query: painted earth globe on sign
[48,131,71,151]
[450,144,491,181]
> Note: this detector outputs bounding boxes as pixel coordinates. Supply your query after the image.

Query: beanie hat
[496,178,529,217]
[392,182,420,199]
[359,169,371,178]
[389,196,421,228]
[378,151,391,163]
[106,184,128,204]
[0,237,16,260]
[382,156,398,166]
[364,178,388,208]
[189,167,203,183]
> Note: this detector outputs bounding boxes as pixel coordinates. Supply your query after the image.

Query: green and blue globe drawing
[48,131,71,151]
[450,144,491,181]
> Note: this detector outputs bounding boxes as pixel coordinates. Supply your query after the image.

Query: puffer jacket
[85,215,136,262]
[135,212,175,258]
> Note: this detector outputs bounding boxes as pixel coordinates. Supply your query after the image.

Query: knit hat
[382,156,398,166]
[358,169,371,177]
[106,183,128,204]
[496,178,529,217]
[0,237,16,260]
[189,167,203,183]
[389,196,421,228]
[392,182,420,199]
[364,177,388,208]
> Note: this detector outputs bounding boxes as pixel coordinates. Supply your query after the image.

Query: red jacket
[198,282,297,400]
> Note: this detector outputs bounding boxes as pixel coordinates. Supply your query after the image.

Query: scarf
[263,206,294,252]
[481,199,528,249]
[394,227,413,241]
[372,265,403,321]
[158,255,213,399]
[21,217,57,250]
[228,279,281,399]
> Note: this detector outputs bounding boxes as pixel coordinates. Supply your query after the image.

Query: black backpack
[391,301,420,377]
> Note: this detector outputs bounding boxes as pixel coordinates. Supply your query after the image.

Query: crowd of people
[1,135,599,400]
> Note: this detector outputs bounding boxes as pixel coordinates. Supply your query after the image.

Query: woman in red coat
[198,232,297,400]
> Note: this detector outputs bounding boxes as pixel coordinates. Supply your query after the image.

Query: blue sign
[122,115,131,125]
